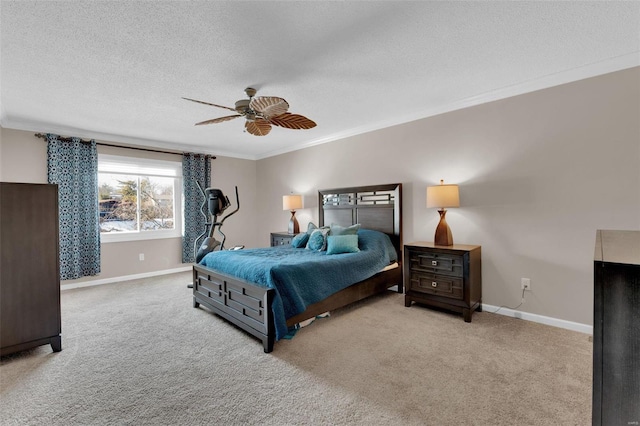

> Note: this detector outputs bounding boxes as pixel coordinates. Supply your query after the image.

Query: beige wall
[256,67,640,326]
[2,68,638,325]
[0,127,259,283]
[0,127,49,183]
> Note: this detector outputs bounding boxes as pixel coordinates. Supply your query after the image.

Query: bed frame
[192,183,403,352]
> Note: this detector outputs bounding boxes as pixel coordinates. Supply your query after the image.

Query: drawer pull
[431,281,438,287]
[431,260,438,266]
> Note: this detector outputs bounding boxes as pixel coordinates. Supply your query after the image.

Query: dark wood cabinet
[404,242,481,322]
[592,230,639,426]
[1,182,61,355]
[270,232,293,247]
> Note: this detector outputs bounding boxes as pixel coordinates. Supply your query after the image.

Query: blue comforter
[199,229,398,340]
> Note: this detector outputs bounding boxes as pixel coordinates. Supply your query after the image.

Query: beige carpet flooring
[0,272,592,425]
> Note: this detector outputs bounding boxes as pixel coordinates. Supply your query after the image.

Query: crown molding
[255,53,640,160]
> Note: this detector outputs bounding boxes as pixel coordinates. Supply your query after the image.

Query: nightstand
[404,242,482,322]
[270,232,294,247]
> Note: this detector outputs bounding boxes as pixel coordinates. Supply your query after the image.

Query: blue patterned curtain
[46,134,100,280]
[182,153,211,263]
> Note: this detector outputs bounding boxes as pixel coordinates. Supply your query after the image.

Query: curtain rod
[34,133,216,159]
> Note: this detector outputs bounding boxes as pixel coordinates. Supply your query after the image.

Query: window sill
[100,231,182,244]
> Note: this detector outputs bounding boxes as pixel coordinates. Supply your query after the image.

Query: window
[98,154,182,242]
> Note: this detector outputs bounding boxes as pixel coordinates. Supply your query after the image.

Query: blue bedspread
[199,229,398,340]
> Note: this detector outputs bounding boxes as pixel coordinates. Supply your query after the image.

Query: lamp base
[434,209,453,246]
[288,211,300,234]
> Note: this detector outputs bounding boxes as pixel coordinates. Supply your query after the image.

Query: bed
[192,183,403,352]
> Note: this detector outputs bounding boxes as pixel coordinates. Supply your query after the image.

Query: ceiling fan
[183,87,317,136]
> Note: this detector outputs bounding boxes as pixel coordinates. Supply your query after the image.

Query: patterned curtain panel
[46,134,101,280]
[182,153,211,263]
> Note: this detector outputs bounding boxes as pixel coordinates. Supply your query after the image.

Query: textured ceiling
[1,1,639,159]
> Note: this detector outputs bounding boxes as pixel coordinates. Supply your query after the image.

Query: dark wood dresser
[592,230,639,426]
[0,182,61,355]
[404,242,481,322]
[270,232,293,247]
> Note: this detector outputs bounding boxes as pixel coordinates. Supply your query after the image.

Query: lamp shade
[426,181,460,209]
[283,194,303,211]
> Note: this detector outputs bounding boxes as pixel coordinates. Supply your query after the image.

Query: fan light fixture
[426,180,460,246]
[183,87,316,136]
[283,194,303,234]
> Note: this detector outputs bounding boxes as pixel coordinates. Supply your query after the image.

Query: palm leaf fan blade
[245,119,272,136]
[195,115,241,125]
[269,113,317,130]
[250,96,289,118]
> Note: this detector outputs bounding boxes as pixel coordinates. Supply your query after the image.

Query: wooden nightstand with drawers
[404,242,482,322]
[270,232,294,247]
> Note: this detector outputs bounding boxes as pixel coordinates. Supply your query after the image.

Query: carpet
[0,272,591,425]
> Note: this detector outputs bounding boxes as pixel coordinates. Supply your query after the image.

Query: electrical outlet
[139,253,145,261]
[521,278,531,291]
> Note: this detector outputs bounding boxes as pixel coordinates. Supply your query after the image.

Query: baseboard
[61,266,192,291]
[482,303,592,335]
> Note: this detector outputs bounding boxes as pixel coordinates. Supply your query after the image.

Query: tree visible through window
[98,155,182,241]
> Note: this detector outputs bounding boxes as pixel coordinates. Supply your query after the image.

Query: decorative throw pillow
[306,222,318,234]
[330,223,361,236]
[326,234,360,255]
[306,227,330,251]
[291,232,310,248]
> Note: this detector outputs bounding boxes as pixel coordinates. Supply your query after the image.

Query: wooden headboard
[318,183,402,260]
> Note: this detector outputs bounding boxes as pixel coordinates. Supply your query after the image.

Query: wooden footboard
[193,263,401,353]
[193,264,276,352]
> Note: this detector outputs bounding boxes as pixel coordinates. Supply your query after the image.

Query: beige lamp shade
[283,194,303,211]
[426,181,460,209]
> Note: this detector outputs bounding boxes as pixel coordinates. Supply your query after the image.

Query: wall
[256,67,640,326]
[0,127,259,284]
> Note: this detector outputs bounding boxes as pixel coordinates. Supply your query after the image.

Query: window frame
[98,154,183,243]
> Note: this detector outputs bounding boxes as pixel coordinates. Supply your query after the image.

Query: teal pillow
[306,227,330,251]
[291,232,309,248]
[326,234,360,255]
[330,223,360,236]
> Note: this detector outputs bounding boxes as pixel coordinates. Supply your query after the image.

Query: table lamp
[283,194,303,234]
[426,180,459,246]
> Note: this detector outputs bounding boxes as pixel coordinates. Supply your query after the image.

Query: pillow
[306,227,330,251]
[326,234,360,255]
[291,232,309,248]
[330,223,360,236]
[306,222,318,234]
